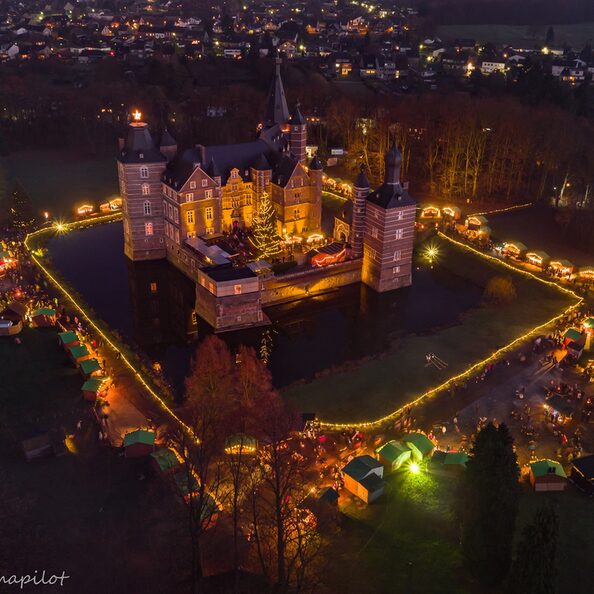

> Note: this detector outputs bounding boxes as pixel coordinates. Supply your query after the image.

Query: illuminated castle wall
[117,63,415,331]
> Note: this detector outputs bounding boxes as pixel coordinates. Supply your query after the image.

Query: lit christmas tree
[250,191,282,260]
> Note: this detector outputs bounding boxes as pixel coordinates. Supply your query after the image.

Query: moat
[46,221,483,396]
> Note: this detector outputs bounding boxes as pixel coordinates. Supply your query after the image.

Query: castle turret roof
[264,57,289,127]
[289,102,306,126]
[160,128,177,148]
[309,154,322,171]
[119,121,166,164]
[354,164,370,188]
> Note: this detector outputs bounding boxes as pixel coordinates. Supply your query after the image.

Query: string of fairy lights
[317,231,583,431]
[468,202,533,217]
[24,214,583,436]
[24,216,198,441]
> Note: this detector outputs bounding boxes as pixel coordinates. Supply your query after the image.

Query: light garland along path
[318,231,583,432]
[468,202,533,217]
[24,215,197,441]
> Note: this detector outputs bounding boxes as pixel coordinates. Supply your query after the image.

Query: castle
[118,60,416,332]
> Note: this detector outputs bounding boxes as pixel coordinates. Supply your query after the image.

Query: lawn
[326,468,593,594]
[0,326,85,443]
[283,236,576,423]
[0,327,186,593]
[436,23,594,48]
[0,149,118,219]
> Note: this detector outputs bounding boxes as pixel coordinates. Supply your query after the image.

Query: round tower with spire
[352,164,370,259]
[118,111,167,261]
[289,102,307,164]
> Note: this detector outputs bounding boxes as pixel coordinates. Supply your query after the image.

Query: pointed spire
[206,156,220,179]
[160,127,176,148]
[264,57,289,127]
[355,163,370,189]
[309,154,322,171]
[289,100,305,126]
[384,143,402,187]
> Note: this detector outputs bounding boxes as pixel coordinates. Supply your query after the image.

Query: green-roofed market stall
[79,358,101,378]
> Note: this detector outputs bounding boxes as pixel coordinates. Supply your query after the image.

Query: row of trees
[321,93,593,204]
[457,422,559,593]
[170,336,330,594]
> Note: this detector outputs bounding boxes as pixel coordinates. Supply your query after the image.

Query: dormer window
[140,166,149,179]
[190,181,197,190]
[139,153,144,159]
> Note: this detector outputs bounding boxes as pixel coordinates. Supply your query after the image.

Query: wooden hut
[81,377,109,402]
[68,344,92,366]
[31,307,56,328]
[404,432,435,462]
[526,250,550,269]
[562,327,585,348]
[430,450,469,473]
[224,434,257,455]
[421,205,441,219]
[79,358,102,378]
[0,301,26,335]
[549,259,574,276]
[503,241,528,260]
[151,448,183,478]
[123,429,156,458]
[375,440,411,472]
[442,206,461,221]
[529,459,567,492]
[465,215,488,230]
[58,331,79,349]
[342,455,385,503]
[577,266,594,280]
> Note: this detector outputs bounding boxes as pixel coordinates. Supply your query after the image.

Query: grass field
[284,236,576,423]
[0,149,118,219]
[437,23,594,48]
[327,468,593,594]
[0,326,85,444]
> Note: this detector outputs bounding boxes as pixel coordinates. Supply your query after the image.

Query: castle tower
[264,57,289,127]
[251,153,272,215]
[159,128,177,163]
[118,113,167,261]
[352,164,369,259]
[307,154,323,233]
[289,102,307,164]
[362,145,416,292]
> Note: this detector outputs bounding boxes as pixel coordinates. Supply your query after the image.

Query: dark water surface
[47,222,482,393]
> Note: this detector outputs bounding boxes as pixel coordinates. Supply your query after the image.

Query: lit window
[205,189,213,199]
[397,210,404,221]
[142,183,150,195]
[173,208,179,223]
[234,284,242,295]
[205,207,213,220]
[393,266,400,274]
[393,250,401,261]
[294,208,300,219]
[190,181,197,190]
[144,222,153,236]
[371,227,378,239]
[186,210,194,224]
[395,229,403,239]
[186,193,194,202]
[140,166,149,179]
[150,282,157,293]
[201,179,208,187]
[143,200,151,215]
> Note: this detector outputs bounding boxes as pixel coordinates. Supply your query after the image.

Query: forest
[0,56,592,210]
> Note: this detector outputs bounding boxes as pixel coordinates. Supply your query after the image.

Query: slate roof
[354,165,370,189]
[118,122,166,164]
[572,454,594,480]
[367,184,416,209]
[265,58,289,126]
[159,128,177,147]
[203,265,257,282]
[359,473,385,493]
[289,103,305,126]
[309,154,322,171]
[271,153,299,187]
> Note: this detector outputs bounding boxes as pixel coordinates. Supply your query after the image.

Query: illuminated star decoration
[423,243,440,266]
[132,109,142,122]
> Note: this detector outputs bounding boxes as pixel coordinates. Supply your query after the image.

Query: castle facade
[118,60,416,332]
